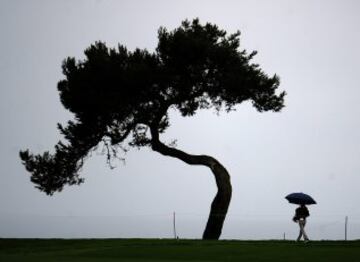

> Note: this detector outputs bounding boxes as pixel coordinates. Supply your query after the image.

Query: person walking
[293,204,310,242]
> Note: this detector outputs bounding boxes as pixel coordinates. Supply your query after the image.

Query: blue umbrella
[285,192,316,205]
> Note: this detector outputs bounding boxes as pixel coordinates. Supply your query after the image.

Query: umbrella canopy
[285,192,316,205]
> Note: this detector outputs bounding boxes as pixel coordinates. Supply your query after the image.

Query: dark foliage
[20,19,285,195]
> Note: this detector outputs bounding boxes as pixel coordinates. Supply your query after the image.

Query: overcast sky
[1,0,360,240]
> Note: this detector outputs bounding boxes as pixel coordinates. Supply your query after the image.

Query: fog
[1,0,360,240]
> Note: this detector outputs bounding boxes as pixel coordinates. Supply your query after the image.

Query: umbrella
[285,192,316,205]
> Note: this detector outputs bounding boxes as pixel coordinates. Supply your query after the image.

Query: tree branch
[150,126,230,191]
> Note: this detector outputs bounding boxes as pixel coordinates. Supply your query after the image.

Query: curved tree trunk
[150,127,232,240]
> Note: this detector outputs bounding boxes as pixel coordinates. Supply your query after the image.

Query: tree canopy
[20,19,285,239]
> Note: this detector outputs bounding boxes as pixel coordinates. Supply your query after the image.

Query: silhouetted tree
[20,19,285,240]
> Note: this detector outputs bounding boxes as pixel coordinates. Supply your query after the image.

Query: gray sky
[1,0,360,240]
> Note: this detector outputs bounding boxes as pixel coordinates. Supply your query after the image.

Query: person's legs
[298,219,309,241]
[301,220,309,241]
[297,221,303,241]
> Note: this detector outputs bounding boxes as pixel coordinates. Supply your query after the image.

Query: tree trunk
[150,127,232,240]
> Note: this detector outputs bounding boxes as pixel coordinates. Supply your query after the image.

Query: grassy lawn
[0,238,359,262]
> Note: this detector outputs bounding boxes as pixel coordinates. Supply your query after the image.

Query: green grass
[1,238,359,262]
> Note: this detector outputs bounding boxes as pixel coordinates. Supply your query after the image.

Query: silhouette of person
[293,204,310,241]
